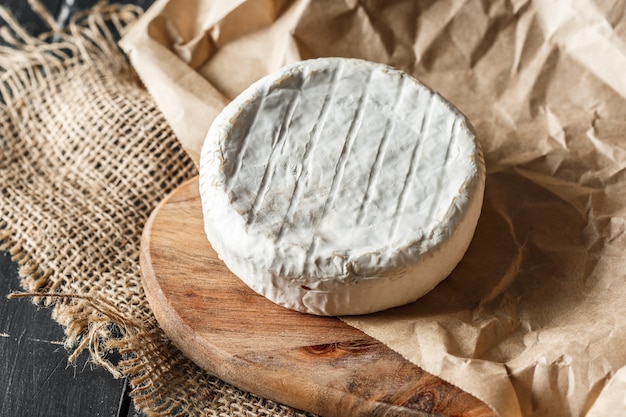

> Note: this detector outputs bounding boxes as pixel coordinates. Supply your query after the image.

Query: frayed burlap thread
[0,2,311,416]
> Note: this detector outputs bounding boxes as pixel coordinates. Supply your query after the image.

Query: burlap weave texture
[0,3,311,416]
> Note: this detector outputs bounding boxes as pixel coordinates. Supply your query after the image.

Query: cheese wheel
[199,58,485,316]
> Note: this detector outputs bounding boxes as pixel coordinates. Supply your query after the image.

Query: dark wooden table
[0,1,153,416]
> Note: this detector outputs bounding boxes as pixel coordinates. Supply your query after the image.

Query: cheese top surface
[200,58,485,315]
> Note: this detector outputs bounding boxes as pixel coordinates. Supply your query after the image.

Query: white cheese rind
[199,58,485,316]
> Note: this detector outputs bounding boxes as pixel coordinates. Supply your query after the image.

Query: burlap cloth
[0,3,311,416]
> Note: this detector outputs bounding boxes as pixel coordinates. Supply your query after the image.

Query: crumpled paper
[120,1,626,416]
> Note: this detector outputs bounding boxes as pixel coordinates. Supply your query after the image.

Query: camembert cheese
[199,58,485,316]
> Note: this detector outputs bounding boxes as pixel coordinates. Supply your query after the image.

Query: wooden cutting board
[139,176,495,417]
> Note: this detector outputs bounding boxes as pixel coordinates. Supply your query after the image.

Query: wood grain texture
[140,176,496,417]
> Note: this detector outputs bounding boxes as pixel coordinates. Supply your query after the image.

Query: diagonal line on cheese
[225,84,268,193]
[426,117,460,231]
[357,74,409,228]
[275,63,344,245]
[303,67,375,273]
[247,87,302,227]
[389,91,435,242]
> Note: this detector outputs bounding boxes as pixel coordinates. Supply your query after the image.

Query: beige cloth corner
[120,1,626,416]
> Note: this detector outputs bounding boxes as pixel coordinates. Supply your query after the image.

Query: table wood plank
[0,250,130,417]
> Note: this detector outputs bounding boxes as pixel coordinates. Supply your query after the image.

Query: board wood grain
[139,176,496,417]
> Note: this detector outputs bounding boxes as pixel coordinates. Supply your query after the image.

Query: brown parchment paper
[120,1,626,416]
